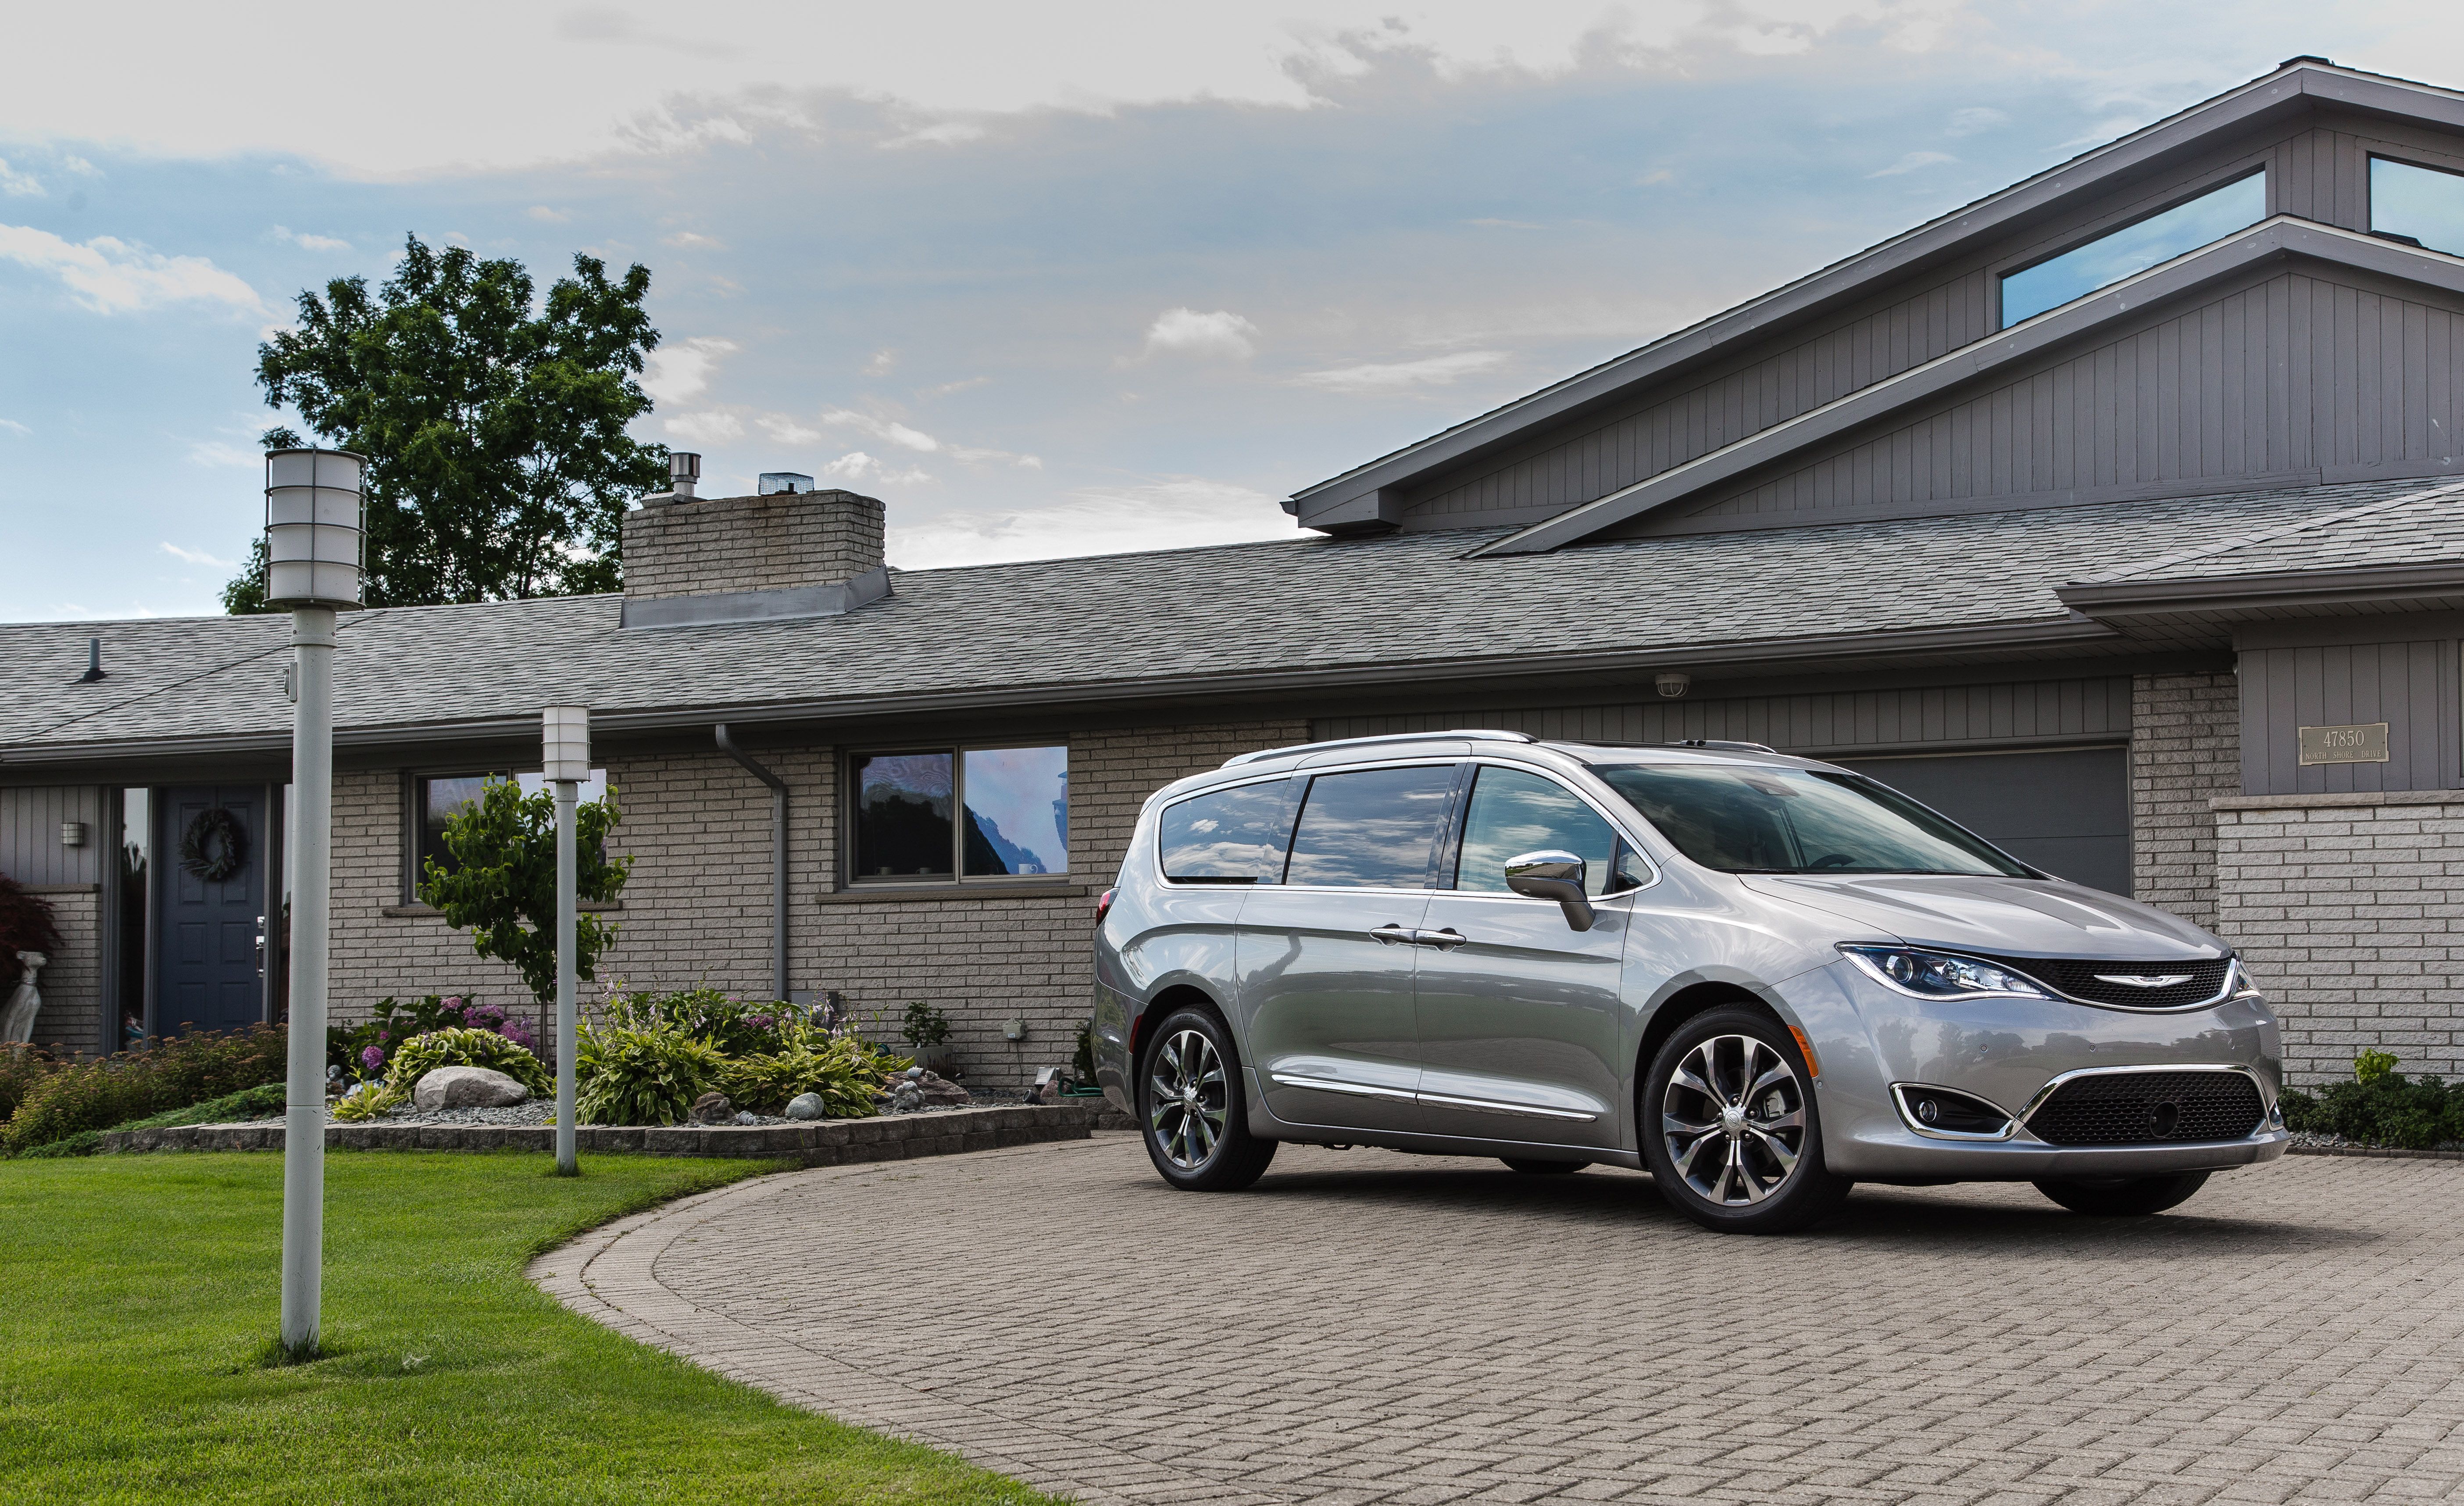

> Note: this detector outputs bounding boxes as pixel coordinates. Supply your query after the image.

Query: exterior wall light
[263,446,365,1362]
[61,822,87,848]
[1656,673,1692,699]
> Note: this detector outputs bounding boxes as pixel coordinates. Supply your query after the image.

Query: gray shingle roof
[2081,478,2464,582]
[5,476,2456,758]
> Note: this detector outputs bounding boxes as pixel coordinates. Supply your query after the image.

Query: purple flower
[442,996,463,1009]
[361,1045,387,1073]
[376,1030,390,1042]
[749,1015,775,1031]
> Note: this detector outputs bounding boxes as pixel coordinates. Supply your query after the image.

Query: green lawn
[0,1152,1058,1505]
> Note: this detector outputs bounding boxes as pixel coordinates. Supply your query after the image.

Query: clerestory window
[2369,156,2464,258]
[1999,172,2267,328]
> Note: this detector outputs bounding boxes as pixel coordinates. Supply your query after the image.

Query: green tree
[225,235,666,612]
[418,780,632,1011]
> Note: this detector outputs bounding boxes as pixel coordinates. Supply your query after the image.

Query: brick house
[10,56,2464,1085]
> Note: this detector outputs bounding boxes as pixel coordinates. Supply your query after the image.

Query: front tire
[1640,1006,1852,1234]
[2033,1171,2210,1216]
[1137,1006,1277,1191]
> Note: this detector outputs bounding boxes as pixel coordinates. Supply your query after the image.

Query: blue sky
[4,1,2459,620]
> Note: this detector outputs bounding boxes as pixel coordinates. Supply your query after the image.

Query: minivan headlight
[1839,945,2055,1001]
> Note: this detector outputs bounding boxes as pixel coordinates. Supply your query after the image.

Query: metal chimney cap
[669,451,701,498]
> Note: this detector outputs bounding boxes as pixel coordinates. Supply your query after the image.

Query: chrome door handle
[1414,928,1468,950]
[1370,923,1415,946]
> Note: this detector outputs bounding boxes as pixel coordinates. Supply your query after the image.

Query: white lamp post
[543,705,589,1176]
[264,447,365,1358]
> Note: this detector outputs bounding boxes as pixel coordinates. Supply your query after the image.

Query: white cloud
[160,541,234,568]
[758,414,823,444]
[0,158,43,197]
[0,418,27,436]
[662,230,723,248]
[864,348,896,376]
[663,411,744,445]
[641,335,739,404]
[527,205,571,222]
[889,479,1291,569]
[884,120,988,149]
[1292,350,1507,392]
[1947,106,2010,136]
[923,376,989,397]
[272,225,350,251]
[822,408,939,452]
[1868,150,1957,178]
[1143,307,1258,360]
[821,450,932,486]
[0,225,266,315]
[186,440,261,468]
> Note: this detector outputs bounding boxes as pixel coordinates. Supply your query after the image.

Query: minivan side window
[1452,766,1620,897]
[1284,765,1458,888]
[1159,779,1298,884]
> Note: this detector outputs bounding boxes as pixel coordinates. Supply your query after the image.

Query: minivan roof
[1214,729,1819,773]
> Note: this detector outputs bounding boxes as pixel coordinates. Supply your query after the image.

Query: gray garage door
[1830,747,2130,897]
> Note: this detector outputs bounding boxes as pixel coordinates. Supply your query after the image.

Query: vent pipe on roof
[670,451,700,498]
[77,637,107,683]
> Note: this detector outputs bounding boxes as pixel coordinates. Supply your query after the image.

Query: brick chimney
[619,470,890,629]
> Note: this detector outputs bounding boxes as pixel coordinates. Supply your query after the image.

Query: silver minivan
[1092,730,2286,1234]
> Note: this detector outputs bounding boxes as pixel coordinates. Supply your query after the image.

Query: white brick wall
[2132,672,2239,930]
[2215,791,2464,1084]
[19,885,102,1055]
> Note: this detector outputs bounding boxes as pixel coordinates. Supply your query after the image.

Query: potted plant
[900,1002,955,1076]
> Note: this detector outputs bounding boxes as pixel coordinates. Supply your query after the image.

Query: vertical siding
[0,786,106,887]
[2238,640,2463,795]
[1675,268,2464,523]
[1310,677,2134,753]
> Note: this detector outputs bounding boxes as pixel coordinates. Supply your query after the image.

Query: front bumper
[1776,959,2289,1181]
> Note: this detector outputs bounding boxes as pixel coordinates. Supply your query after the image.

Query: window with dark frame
[2370,155,2464,257]
[409,769,607,900]
[1998,170,2267,328]
[850,745,1068,883]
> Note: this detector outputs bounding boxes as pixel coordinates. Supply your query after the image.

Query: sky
[5,1,2464,621]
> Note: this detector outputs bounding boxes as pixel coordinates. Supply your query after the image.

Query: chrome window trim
[1888,1083,2021,1141]
[2017,1062,2278,1135]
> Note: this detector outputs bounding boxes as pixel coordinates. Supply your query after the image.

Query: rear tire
[1137,1005,1277,1191]
[2033,1171,2210,1216]
[1500,1158,1588,1175]
[1640,1005,1852,1234]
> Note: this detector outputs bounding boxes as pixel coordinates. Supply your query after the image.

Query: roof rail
[1222,728,1537,768]
[1672,738,1778,754]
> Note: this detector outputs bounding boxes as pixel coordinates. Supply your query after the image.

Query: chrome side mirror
[1504,850,1596,933]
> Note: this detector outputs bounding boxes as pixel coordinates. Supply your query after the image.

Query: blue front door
[155,786,267,1037]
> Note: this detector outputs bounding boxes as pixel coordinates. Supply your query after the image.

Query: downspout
[714,725,789,1002]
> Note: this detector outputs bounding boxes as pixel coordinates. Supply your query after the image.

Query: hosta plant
[336,1026,552,1120]
[725,1029,908,1118]
[574,1021,728,1127]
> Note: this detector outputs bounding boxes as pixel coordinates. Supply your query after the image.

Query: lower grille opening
[2027,1070,2264,1145]
[1894,1085,2012,1138]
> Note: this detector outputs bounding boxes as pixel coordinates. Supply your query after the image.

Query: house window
[2370,156,2464,257]
[1999,172,2266,328]
[851,745,1068,883]
[411,769,607,897]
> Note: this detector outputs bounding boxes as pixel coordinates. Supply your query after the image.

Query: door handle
[1369,923,1415,946]
[1413,927,1468,951]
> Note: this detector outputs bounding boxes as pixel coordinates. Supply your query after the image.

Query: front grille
[1986,955,2233,1009]
[2027,1071,2264,1145]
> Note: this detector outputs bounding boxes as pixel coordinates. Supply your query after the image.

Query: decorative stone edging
[98,1102,1131,1165]
[2287,1143,2464,1163]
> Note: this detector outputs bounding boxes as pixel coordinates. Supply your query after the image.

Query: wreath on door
[179,808,248,884]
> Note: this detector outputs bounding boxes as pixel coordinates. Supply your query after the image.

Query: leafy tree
[418,780,632,1011]
[225,235,665,612]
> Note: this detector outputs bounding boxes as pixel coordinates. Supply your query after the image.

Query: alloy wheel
[1661,1033,1809,1206]
[1146,1028,1227,1170]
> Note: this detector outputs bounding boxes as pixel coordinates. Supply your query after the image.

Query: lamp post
[543,705,589,1175]
[264,447,365,1358]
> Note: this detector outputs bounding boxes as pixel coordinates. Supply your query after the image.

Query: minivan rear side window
[1159,779,1298,884]
[1284,765,1457,888]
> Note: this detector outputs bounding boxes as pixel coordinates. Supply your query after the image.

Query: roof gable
[1293,59,2464,539]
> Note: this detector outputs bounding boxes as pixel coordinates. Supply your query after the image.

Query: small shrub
[22,1082,289,1159]
[2,1026,287,1156]
[575,1022,728,1127]
[601,986,803,1058]
[725,1029,907,1118]
[0,1044,64,1123]
[329,993,529,1080]
[2281,1052,2464,1150]
[385,1027,551,1096]
[900,1002,951,1050]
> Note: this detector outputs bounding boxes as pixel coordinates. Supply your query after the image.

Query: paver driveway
[536,1136,2464,1505]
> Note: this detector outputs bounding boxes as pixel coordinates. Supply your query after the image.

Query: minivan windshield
[1592,763,2034,878]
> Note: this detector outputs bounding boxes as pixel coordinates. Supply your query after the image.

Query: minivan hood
[1736,874,2224,961]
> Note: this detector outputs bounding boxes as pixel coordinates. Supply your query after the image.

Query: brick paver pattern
[533,1138,2464,1505]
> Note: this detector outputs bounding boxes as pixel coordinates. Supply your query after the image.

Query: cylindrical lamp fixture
[542,705,592,784]
[61,821,87,848]
[263,449,368,609]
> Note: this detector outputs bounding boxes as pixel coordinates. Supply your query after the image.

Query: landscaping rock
[412,1065,530,1111]
[689,1091,735,1126]
[784,1092,825,1120]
